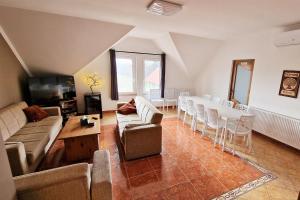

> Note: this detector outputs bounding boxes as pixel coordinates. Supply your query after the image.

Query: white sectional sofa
[0,101,62,176]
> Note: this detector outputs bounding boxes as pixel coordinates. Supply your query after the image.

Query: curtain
[110,49,119,100]
[161,53,166,98]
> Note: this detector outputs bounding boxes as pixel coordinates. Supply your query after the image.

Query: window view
[116,58,135,93]
[144,60,161,93]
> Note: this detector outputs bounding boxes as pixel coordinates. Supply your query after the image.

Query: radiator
[249,107,300,150]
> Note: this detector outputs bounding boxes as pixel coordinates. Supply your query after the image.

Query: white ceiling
[0,0,300,39]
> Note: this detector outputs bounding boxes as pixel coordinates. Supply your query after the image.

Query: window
[143,59,161,93]
[116,57,135,94]
[115,53,161,96]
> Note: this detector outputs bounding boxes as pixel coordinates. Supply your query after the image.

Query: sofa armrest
[5,142,29,176]
[117,102,127,109]
[91,150,112,200]
[42,106,61,116]
[14,163,91,200]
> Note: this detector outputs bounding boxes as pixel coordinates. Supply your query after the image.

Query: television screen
[28,76,76,106]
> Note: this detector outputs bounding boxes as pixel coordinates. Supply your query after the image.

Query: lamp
[83,73,103,94]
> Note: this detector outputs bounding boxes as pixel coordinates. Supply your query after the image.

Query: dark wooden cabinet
[84,93,103,118]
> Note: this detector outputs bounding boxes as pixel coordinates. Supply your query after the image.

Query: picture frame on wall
[279,70,300,98]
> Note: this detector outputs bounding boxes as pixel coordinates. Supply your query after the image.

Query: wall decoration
[279,70,300,98]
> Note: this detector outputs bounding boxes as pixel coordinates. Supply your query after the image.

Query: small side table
[84,93,103,118]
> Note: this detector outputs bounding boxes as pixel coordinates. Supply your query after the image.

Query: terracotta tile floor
[98,112,283,200]
[42,109,300,200]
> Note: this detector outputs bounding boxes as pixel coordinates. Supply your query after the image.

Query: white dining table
[184,96,254,149]
[185,96,252,120]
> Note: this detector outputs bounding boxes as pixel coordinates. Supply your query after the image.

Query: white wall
[195,29,300,119]
[74,36,193,112]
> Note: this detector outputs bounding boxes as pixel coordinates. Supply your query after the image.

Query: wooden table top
[58,114,101,139]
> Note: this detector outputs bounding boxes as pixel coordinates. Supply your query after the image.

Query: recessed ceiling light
[147,0,183,16]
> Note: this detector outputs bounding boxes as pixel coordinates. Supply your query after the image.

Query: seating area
[116,96,163,160]
[0,1,300,200]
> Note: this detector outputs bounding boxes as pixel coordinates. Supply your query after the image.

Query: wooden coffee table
[58,114,101,162]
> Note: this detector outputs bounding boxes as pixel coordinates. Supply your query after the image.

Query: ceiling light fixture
[147,0,183,16]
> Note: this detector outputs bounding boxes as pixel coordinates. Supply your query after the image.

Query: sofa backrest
[135,96,163,124]
[0,101,28,141]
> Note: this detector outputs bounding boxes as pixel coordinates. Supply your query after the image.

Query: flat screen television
[28,75,76,106]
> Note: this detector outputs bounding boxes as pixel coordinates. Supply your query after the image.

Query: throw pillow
[129,98,135,106]
[23,105,49,122]
[117,102,137,115]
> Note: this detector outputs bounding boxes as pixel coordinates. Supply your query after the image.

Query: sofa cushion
[116,113,140,123]
[0,108,20,136]
[23,105,49,122]
[0,118,10,141]
[6,132,50,165]
[9,103,28,128]
[135,96,163,124]
[22,116,62,141]
[24,116,62,128]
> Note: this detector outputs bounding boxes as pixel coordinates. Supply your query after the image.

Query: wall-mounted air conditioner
[273,29,300,47]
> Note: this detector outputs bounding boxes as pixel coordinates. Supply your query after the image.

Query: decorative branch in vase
[83,73,103,94]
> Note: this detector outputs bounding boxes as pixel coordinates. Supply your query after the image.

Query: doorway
[229,59,255,105]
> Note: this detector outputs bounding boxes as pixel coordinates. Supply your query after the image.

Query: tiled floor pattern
[41,109,300,200]
[99,118,274,200]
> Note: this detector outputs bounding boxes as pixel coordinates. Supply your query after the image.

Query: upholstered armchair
[13,150,112,200]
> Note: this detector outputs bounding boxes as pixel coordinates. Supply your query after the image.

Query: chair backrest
[178,96,187,110]
[211,96,221,104]
[202,94,212,100]
[179,91,190,96]
[149,89,162,100]
[235,115,255,133]
[235,104,249,112]
[206,108,219,128]
[223,100,234,108]
[186,100,194,114]
[164,88,176,99]
[195,104,205,121]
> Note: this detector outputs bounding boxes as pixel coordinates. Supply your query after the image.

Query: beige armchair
[13,150,112,200]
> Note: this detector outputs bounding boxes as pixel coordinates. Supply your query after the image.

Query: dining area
[177,94,255,155]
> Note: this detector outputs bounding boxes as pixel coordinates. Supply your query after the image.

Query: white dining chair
[235,104,249,112]
[223,115,255,155]
[211,96,221,104]
[202,94,212,100]
[222,100,234,108]
[205,108,225,146]
[183,99,195,128]
[177,95,187,118]
[149,89,165,110]
[179,91,190,96]
[192,104,206,135]
[164,88,177,111]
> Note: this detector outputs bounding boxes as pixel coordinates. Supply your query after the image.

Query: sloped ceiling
[169,33,222,79]
[154,33,188,75]
[0,6,133,76]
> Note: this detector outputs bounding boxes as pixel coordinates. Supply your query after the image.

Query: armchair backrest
[14,163,91,200]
